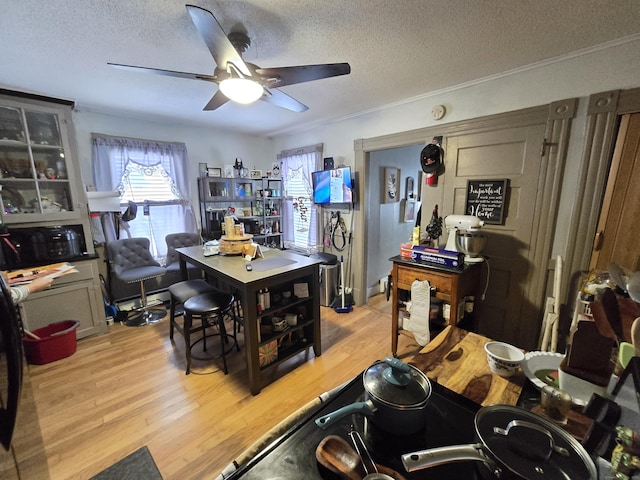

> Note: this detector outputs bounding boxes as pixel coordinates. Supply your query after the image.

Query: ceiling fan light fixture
[219,77,264,104]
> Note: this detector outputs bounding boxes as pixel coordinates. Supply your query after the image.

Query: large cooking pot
[401,404,597,480]
[315,357,432,435]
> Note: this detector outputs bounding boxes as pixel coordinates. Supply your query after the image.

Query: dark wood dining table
[175,245,322,395]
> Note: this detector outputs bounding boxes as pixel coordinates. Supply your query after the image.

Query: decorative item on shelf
[234,158,249,178]
[249,169,262,179]
[259,339,278,367]
[425,204,443,246]
[285,313,298,326]
[219,214,253,254]
[271,161,281,178]
[223,164,234,178]
[56,158,67,179]
[198,162,208,177]
[236,181,252,197]
[293,283,309,298]
[207,167,222,177]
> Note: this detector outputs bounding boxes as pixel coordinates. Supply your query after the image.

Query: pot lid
[363,358,431,407]
[476,405,596,480]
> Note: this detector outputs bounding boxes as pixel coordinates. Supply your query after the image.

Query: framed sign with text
[464,179,508,225]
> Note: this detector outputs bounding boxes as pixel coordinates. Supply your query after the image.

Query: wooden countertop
[409,325,525,406]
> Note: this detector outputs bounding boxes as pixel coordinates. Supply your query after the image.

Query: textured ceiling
[2,0,640,136]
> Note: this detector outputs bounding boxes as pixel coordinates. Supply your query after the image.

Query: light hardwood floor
[29,294,422,479]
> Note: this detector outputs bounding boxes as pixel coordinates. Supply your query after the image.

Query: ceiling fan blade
[261,88,308,112]
[186,4,251,77]
[108,63,217,82]
[203,90,230,111]
[256,63,350,88]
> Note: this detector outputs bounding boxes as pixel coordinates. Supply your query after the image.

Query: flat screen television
[312,167,353,204]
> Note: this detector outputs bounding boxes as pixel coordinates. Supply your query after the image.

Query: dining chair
[165,232,202,275]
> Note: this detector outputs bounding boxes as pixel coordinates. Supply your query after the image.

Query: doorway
[354,100,578,349]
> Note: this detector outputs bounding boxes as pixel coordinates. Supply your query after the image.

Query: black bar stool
[168,279,218,340]
[182,291,239,374]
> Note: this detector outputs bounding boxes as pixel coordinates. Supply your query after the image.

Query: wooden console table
[389,255,482,356]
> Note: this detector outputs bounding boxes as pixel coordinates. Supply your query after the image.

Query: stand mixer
[444,215,487,263]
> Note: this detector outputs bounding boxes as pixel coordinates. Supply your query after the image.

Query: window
[278,144,322,254]
[92,134,197,263]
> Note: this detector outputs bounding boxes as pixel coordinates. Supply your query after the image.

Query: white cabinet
[17,259,106,339]
[1,90,106,339]
[0,96,82,223]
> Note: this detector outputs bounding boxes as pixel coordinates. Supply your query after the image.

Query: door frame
[353,100,577,346]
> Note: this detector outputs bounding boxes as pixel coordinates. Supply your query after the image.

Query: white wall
[70,109,274,227]
[270,37,640,280]
[271,37,640,155]
[368,145,423,288]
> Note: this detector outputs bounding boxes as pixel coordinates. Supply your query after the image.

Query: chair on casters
[107,237,167,327]
[181,291,240,374]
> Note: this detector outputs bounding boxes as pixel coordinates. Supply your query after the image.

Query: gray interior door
[442,124,546,345]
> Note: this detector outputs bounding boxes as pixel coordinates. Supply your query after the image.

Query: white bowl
[484,341,525,377]
[521,351,588,406]
[521,351,564,389]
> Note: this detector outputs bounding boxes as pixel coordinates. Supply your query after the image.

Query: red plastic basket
[23,320,80,365]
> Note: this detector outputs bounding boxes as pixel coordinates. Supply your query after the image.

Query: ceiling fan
[108,4,351,112]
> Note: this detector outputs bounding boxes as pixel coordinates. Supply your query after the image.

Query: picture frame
[207,167,222,178]
[383,167,400,203]
[403,199,416,222]
[417,171,424,201]
[405,176,415,200]
[464,178,509,225]
[249,169,263,179]
[223,164,235,178]
[271,161,281,178]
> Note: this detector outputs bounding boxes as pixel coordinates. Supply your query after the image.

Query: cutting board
[410,326,524,406]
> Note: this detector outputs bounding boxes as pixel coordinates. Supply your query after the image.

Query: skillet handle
[315,400,376,429]
[401,444,492,472]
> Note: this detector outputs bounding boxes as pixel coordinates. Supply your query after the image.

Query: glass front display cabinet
[0,102,76,222]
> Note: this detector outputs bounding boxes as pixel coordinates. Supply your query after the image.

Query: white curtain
[278,144,323,254]
[91,134,197,261]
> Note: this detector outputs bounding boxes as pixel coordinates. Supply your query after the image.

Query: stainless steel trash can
[319,263,339,307]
